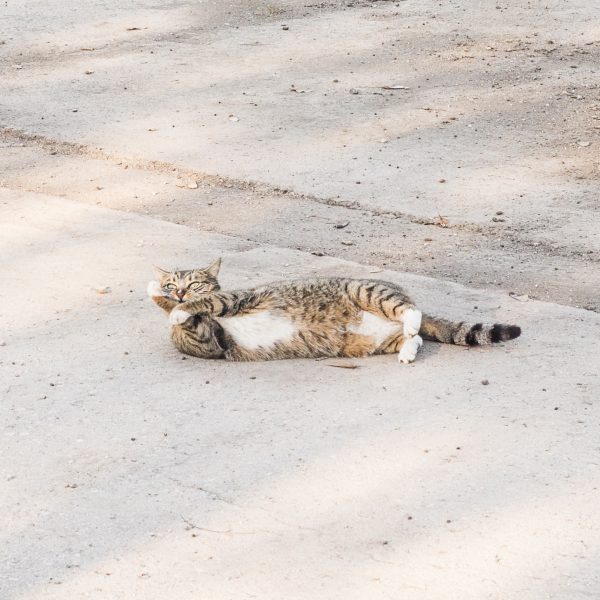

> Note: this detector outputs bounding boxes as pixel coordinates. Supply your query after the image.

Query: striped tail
[420,314,521,346]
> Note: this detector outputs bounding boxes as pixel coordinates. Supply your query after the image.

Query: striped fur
[149,260,521,362]
[420,315,521,346]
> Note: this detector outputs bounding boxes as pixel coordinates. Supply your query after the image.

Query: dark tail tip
[506,325,522,340]
[490,324,521,343]
[465,323,483,346]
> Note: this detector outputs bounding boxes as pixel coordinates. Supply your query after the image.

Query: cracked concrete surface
[1,1,600,599]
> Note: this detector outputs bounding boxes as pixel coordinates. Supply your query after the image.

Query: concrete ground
[1,1,599,599]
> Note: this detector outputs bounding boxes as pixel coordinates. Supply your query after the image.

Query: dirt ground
[2,2,600,600]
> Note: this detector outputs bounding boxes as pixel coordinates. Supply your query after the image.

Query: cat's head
[154,258,221,302]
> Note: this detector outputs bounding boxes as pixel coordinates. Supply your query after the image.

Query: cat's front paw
[398,335,423,364]
[170,307,192,326]
[147,280,164,298]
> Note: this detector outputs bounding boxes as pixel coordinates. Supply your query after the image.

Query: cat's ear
[153,265,171,278]
[205,257,222,278]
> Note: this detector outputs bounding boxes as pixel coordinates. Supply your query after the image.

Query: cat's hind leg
[349,281,422,333]
[376,330,423,364]
[402,307,422,337]
[397,308,422,362]
[348,281,423,361]
[398,334,423,364]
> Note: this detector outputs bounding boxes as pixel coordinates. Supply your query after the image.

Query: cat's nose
[176,289,186,300]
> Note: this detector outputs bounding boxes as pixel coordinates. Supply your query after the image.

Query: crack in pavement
[2,126,598,265]
[0,125,498,234]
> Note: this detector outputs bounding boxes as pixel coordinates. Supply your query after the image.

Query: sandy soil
[2,2,600,599]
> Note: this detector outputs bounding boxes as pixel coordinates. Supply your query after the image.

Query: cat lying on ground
[148,258,521,363]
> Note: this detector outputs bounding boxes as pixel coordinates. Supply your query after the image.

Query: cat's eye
[188,282,204,291]
[164,283,176,290]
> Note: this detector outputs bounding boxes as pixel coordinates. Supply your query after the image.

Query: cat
[147,258,521,363]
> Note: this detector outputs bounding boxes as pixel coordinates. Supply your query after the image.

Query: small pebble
[481,379,489,385]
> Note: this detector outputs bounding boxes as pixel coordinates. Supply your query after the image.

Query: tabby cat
[147,259,521,363]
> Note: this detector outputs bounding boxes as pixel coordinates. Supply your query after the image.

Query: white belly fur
[348,311,401,347]
[216,311,297,350]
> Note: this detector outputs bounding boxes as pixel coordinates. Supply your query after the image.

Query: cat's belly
[216,311,298,350]
[347,311,402,346]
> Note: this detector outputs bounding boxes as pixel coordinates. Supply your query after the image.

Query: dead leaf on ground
[126,27,142,31]
[509,292,529,302]
[290,85,313,93]
[175,180,198,189]
[433,215,449,227]
[326,362,359,369]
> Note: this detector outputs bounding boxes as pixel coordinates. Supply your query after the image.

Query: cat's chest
[216,311,297,350]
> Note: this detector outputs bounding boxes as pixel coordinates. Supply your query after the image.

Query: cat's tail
[420,313,521,346]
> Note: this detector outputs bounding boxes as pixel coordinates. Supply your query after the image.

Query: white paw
[398,335,423,364]
[170,308,191,325]
[403,308,422,337]
[147,280,164,298]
